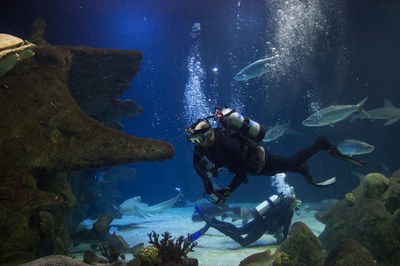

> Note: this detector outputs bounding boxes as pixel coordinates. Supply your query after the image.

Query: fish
[191,201,251,224]
[338,139,375,156]
[69,233,144,257]
[106,233,144,256]
[262,122,301,142]
[119,192,181,218]
[349,99,400,126]
[234,56,277,81]
[302,97,369,127]
[111,222,143,232]
[239,247,281,266]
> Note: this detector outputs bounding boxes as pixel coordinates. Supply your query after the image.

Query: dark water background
[2,0,400,204]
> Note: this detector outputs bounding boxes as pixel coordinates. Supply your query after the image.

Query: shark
[118,192,181,218]
[349,99,400,126]
[302,97,369,127]
[234,56,278,81]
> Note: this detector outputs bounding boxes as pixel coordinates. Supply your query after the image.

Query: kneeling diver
[189,193,301,246]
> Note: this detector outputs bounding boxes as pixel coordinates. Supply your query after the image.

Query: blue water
[2,0,400,204]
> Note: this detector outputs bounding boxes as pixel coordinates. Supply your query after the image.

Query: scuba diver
[189,193,300,246]
[185,107,365,205]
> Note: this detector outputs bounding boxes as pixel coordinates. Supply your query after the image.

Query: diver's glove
[202,178,214,195]
[214,187,232,204]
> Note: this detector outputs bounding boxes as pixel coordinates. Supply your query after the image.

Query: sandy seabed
[99,203,325,266]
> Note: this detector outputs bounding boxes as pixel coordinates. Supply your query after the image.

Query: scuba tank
[216,107,266,142]
[250,194,282,218]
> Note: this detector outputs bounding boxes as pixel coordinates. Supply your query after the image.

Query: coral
[364,173,390,198]
[147,230,197,265]
[317,170,400,265]
[137,246,160,266]
[345,193,356,207]
[279,251,291,266]
[100,242,121,263]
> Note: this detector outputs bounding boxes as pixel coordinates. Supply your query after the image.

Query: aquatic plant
[147,230,197,264]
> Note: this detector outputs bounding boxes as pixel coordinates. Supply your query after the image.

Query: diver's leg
[317,135,366,166]
[261,135,364,173]
[258,150,335,186]
[206,218,250,246]
[236,219,269,246]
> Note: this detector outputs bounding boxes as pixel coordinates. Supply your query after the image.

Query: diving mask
[185,120,212,145]
[189,133,207,145]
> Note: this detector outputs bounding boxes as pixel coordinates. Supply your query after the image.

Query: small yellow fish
[239,247,281,266]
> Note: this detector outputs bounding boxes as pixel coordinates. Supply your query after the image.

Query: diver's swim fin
[298,163,335,187]
[194,204,206,220]
[188,224,211,243]
[187,205,211,243]
[313,177,336,187]
[328,147,366,166]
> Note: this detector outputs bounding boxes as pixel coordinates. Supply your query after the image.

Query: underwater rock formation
[30,19,144,130]
[20,255,88,266]
[317,170,400,265]
[280,221,325,266]
[62,46,144,130]
[324,239,376,266]
[0,21,174,263]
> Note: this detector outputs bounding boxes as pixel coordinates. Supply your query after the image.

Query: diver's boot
[316,135,366,166]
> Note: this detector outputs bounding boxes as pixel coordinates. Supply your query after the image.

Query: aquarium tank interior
[1,0,400,265]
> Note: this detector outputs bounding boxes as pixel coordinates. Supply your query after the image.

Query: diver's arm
[282,208,294,240]
[193,149,213,194]
[229,170,247,192]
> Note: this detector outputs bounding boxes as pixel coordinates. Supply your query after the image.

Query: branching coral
[147,230,197,264]
[100,242,120,263]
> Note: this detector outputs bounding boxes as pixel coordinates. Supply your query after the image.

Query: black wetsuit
[193,128,331,192]
[203,197,294,247]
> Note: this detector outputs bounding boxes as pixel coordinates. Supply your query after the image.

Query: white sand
[106,203,324,266]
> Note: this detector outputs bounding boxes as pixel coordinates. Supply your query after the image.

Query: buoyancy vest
[212,128,260,172]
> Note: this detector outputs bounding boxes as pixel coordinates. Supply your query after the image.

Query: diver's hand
[202,178,214,194]
[215,187,232,204]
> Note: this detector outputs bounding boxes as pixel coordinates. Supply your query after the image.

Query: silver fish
[349,99,400,126]
[234,56,277,81]
[338,139,374,156]
[263,122,300,142]
[302,97,369,127]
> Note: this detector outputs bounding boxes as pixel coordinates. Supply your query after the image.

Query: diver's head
[291,197,301,209]
[185,120,213,146]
